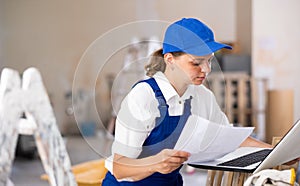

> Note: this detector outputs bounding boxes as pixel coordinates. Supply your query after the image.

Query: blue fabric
[102,78,192,186]
[162,18,232,56]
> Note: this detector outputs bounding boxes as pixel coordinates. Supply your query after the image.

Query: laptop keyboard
[217,149,272,167]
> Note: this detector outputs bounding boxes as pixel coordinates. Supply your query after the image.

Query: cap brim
[208,41,232,52]
[183,41,232,56]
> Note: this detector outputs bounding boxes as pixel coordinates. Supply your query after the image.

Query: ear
[164,53,175,65]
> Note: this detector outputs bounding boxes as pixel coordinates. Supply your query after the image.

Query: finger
[158,162,181,173]
[171,150,191,158]
[164,163,183,172]
[160,149,190,163]
[167,156,188,164]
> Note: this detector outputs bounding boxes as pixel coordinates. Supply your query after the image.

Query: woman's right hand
[152,149,191,174]
[112,149,190,181]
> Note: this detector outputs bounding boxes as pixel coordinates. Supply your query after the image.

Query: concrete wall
[0,3,4,67]
[0,0,236,133]
[252,0,300,122]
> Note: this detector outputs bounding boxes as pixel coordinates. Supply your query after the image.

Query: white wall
[252,0,300,121]
[0,0,236,133]
[236,0,252,55]
[155,0,236,42]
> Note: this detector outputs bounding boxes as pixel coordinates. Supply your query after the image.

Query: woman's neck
[164,69,188,97]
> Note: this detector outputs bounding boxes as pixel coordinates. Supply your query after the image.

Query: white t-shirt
[105,72,229,173]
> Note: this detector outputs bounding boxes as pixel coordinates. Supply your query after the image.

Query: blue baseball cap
[162,18,232,56]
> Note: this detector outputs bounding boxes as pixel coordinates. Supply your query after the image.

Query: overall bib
[102,78,192,186]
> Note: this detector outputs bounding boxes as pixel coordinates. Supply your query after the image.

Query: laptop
[189,119,300,173]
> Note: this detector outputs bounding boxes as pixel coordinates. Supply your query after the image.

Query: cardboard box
[266,90,294,143]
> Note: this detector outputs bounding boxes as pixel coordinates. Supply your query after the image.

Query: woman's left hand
[283,158,300,166]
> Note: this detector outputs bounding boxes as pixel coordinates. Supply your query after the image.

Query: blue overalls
[102,78,192,186]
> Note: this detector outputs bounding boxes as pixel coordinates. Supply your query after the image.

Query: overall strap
[133,78,168,125]
[170,95,193,147]
[136,78,193,154]
[133,78,166,103]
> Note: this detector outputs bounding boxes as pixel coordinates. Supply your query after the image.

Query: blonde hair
[145,48,185,77]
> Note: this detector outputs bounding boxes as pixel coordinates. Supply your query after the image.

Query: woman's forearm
[113,154,157,181]
[240,136,272,148]
[112,150,190,181]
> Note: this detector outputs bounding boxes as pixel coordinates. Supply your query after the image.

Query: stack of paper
[174,115,254,163]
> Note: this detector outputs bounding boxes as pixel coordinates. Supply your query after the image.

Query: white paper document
[174,115,254,163]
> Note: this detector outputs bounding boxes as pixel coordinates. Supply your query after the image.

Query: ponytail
[145,48,186,77]
[145,49,165,77]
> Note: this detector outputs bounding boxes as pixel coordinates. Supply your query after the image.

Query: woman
[102,18,271,186]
